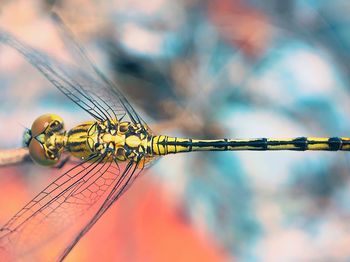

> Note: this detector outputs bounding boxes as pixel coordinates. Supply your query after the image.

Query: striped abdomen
[150,136,350,155]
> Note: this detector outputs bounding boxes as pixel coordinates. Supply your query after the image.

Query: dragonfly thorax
[66,119,151,163]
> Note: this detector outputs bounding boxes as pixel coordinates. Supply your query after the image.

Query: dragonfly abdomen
[151,136,350,155]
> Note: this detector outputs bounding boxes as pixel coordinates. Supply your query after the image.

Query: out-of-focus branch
[0,148,30,167]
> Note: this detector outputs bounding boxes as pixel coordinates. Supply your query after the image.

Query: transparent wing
[50,13,147,126]
[0,154,142,260]
[59,157,145,260]
[0,29,143,125]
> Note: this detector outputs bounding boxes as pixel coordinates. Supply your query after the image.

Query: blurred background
[1,0,350,261]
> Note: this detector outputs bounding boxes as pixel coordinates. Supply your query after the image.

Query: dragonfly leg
[55,155,70,169]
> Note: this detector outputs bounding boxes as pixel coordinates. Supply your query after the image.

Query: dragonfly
[0,17,350,261]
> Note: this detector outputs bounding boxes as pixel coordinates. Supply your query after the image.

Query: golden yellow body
[25,114,350,167]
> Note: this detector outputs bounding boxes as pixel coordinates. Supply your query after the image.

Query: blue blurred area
[108,1,350,260]
[1,0,350,260]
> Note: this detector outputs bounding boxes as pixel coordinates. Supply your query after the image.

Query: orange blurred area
[0,166,228,262]
[2,0,350,261]
[208,0,273,57]
[0,1,229,260]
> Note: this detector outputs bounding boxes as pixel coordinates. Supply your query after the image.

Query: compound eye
[28,139,58,166]
[31,114,64,137]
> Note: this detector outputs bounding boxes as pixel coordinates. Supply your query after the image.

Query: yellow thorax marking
[101,133,125,146]
[125,135,142,148]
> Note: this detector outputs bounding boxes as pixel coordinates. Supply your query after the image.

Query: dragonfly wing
[0,29,142,125]
[59,158,144,260]
[0,154,141,260]
[50,13,146,126]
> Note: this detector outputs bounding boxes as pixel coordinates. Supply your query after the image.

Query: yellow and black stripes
[66,122,96,159]
[26,113,350,166]
[151,136,350,155]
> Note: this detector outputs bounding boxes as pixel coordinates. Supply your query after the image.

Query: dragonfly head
[26,114,66,166]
